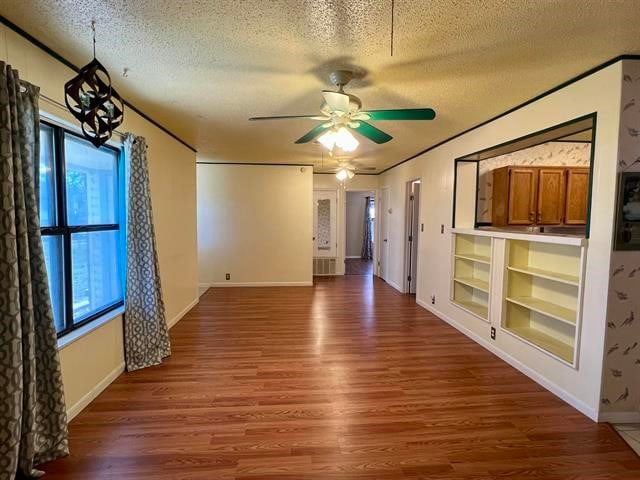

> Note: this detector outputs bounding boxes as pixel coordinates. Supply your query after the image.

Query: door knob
[384,238,388,242]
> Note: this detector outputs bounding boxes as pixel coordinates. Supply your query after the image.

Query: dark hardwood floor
[43,276,640,479]
[345,258,373,275]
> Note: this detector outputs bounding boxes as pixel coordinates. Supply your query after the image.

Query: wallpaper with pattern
[477,142,591,223]
[601,60,640,416]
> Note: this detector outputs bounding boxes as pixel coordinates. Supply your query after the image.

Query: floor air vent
[313,257,337,276]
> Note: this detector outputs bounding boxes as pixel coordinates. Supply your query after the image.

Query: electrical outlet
[440,224,445,234]
[490,327,496,340]
[225,273,230,280]
[431,294,436,305]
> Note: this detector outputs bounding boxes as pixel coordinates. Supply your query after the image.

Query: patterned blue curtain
[123,134,171,371]
[0,62,69,478]
[361,196,373,259]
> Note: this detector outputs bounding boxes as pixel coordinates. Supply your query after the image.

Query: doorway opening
[345,191,375,276]
[404,180,421,294]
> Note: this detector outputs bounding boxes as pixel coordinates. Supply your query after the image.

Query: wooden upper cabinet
[508,168,538,225]
[536,168,566,225]
[490,166,589,227]
[564,168,590,225]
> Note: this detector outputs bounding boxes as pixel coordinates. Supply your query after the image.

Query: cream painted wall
[198,163,313,286]
[379,61,624,421]
[1,25,199,417]
[313,174,379,275]
[346,191,372,257]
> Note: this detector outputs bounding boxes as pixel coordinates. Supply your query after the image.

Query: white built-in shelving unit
[450,229,586,367]
[503,239,583,365]
[451,234,492,321]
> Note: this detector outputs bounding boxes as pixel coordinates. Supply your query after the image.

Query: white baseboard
[198,285,209,297]
[385,278,404,293]
[598,411,640,423]
[167,297,199,329]
[66,362,125,422]
[416,299,599,422]
[345,255,360,259]
[203,281,313,287]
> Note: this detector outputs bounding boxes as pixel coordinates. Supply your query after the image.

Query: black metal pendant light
[64,21,124,148]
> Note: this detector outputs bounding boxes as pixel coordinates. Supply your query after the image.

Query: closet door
[564,168,590,225]
[313,190,337,257]
[537,168,565,225]
[508,168,538,225]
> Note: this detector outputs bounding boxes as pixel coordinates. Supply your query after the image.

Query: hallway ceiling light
[336,168,355,181]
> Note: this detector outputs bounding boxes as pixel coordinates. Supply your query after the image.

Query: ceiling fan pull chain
[91,20,96,59]
[390,0,395,57]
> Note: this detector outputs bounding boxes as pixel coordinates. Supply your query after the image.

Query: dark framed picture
[615,172,640,250]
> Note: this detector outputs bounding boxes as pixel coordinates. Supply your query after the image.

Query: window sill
[57,306,125,350]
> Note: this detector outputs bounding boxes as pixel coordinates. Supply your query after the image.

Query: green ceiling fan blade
[361,108,436,121]
[294,123,331,144]
[350,121,393,144]
[249,114,326,121]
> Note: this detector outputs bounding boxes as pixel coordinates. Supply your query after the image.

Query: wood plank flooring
[345,258,373,275]
[43,276,640,479]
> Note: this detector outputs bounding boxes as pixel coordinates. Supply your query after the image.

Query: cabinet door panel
[508,168,537,225]
[537,169,565,225]
[565,168,589,225]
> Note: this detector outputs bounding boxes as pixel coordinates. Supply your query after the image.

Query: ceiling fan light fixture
[318,129,337,151]
[334,127,358,152]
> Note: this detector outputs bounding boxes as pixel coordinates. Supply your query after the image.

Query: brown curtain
[361,196,373,259]
[0,62,69,478]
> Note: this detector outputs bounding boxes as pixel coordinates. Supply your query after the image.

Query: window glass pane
[39,124,57,227]
[65,134,118,226]
[71,230,122,322]
[42,235,65,332]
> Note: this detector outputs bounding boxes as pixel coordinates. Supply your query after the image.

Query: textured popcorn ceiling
[2,0,640,172]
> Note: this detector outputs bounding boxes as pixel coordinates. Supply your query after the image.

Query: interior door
[537,168,565,225]
[379,187,390,281]
[564,168,590,225]
[508,168,538,225]
[313,190,337,257]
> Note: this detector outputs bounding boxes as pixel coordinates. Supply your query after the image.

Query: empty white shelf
[453,299,488,319]
[507,265,579,286]
[454,253,490,264]
[506,296,576,326]
[505,325,574,363]
[454,277,490,293]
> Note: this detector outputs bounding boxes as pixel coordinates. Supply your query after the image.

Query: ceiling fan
[335,161,376,180]
[249,70,436,152]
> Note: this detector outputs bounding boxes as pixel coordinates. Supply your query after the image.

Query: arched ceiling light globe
[318,130,336,150]
[334,127,358,152]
